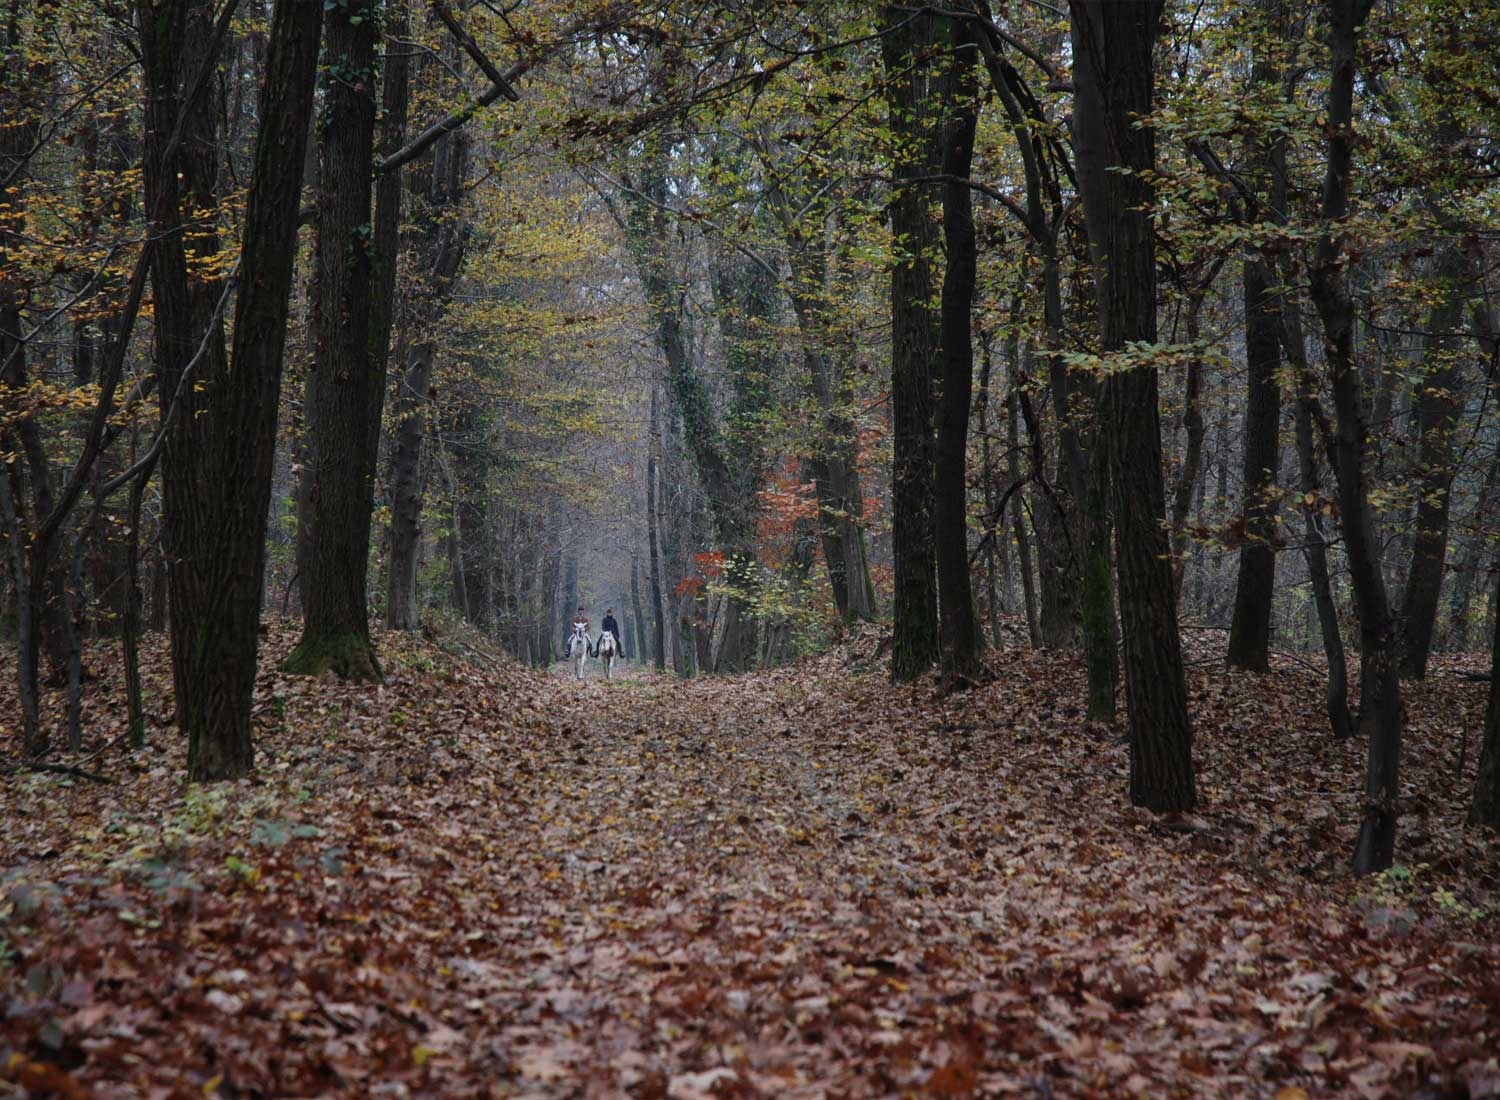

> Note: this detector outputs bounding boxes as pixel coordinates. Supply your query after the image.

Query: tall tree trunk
[387,118,467,628]
[1081,429,1118,719]
[935,15,981,679]
[777,194,875,624]
[1170,297,1208,597]
[143,0,323,779]
[647,385,666,673]
[630,551,649,664]
[971,7,1084,652]
[1305,0,1401,873]
[881,5,941,681]
[122,443,153,748]
[560,555,578,637]
[1281,276,1355,740]
[287,0,381,680]
[385,340,434,629]
[368,0,420,632]
[1226,255,1284,670]
[0,461,39,750]
[1006,375,1041,647]
[977,330,1004,648]
[1070,0,1196,811]
[3,0,78,732]
[1398,240,1472,678]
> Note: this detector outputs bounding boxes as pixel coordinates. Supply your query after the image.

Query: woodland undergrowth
[2,619,1498,1099]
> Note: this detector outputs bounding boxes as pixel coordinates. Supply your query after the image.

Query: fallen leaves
[0,619,1497,1098]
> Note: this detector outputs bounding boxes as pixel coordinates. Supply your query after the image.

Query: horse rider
[600,607,621,657]
[567,605,590,655]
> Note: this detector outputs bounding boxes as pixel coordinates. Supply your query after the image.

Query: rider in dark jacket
[600,609,621,655]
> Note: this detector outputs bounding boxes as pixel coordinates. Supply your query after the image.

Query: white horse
[567,623,590,680]
[596,630,618,680]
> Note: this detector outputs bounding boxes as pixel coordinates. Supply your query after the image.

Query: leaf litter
[2,619,1497,1098]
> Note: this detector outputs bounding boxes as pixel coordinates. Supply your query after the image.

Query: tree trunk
[1398,240,1471,678]
[1226,255,1283,671]
[1170,298,1208,597]
[143,0,323,780]
[977,330,1004,649]
[0,461,40,752]
[385,341,433,630]
[780,206,875,624]
[1281,276,1355,740]
[1006,379,1041,648]
[881,5,941,681]
[935,15,981,680]
[647,386,667,673]
[370,0,424,634]
[1304,0,1401,873]
[122,444,153,748]
[387,121,468,629]
[630,552,649,664]
[560,555,578,636]
[1081,430,1118,719]
[1070,0,1195,811]
[286,0,381,681]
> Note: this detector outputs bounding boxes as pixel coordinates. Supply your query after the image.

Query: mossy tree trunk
[287,0,381,681]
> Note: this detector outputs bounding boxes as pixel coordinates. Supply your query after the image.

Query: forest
[2,0,1499,1096]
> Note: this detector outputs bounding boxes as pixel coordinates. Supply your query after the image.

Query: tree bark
[369,0,418,632]
[881,5,941,682]
[1226,255,1283,671]
[977,328,1004,648]
[1070,0,1195,811]
[1281,276,1355,740]
[772,176,876,625]
[1170,297,1208,597]
[387,120,467,628]
[1081,426,1118,719]
[286,0,381,680]
[935,14,982,680]
[1005,354,1041,647]
[143,0,323,779]
[630,551,649,664]
[1398,241,1472,678]
[647,385,667,673]
[1304,0,1401,873]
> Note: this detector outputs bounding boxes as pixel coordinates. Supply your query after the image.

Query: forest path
[418,659,1495,1098]
[6,631,1497,1099]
